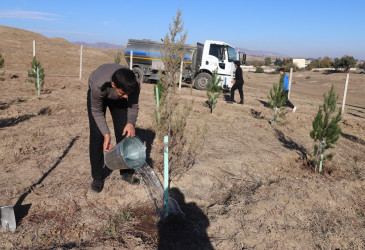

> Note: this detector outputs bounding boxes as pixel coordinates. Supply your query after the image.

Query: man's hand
[231,79,236,84]
[122,123,135,138]
[103,134,114,152]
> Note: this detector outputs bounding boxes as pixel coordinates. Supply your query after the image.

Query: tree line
[245,55,364,73]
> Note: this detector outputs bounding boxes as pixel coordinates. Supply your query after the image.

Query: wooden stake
[79,46,83,80]
[163,136,169,218]
[178,60,183,91]
[130,50,133,70]
[33,40,36,57]
[342,73,349,113]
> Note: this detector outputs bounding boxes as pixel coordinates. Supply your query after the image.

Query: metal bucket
[104,136,146,170]
[1,205,16,232]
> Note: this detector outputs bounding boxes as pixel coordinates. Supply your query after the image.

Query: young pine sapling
[114,52,121,64]
[310,85,342,173]
[0,53,4,68]
[206,69,222,113]
[267,74,288,124]
[28,56,45,94]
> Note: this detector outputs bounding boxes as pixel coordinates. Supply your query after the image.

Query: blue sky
[1,0,364,60]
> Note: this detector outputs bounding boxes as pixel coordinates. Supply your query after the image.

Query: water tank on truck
[125,39,198,84]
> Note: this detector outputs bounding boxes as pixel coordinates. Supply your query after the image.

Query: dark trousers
[87,90,127,181]
[231,82,244,103]
[284,90,294,109]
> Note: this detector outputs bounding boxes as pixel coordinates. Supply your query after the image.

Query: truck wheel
[132,67,143,83]
[194,72,211,90]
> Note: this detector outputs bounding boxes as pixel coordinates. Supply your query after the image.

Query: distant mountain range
[71,41,287,57]
[72,41,124,50]
[237,48,288,57]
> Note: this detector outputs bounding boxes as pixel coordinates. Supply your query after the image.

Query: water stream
[135,163,164,216]
[135,163,185,219]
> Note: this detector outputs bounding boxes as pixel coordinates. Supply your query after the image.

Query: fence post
[130,50,133,70]
[33,40,36,57]
[163,136,169,218]
[288,68,293,99]
[342,73,350,113]
[179,60,183,91]
[79,45,83,80]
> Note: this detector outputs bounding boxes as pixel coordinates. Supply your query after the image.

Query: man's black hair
[234,60,241,67]
[111,68,138,93]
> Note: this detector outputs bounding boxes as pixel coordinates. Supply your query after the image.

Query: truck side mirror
[240,53,247,65]
[219,62,225,69]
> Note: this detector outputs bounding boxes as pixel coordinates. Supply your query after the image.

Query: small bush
[255,66,264,73]
[114,52,121,64]
[0,53,4,68]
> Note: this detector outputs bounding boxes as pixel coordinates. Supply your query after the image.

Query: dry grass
[0,25,365,249]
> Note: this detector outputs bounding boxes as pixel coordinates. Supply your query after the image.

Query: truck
[124,39,246,90]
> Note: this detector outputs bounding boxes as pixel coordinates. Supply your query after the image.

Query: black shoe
[239,101,243,104]
[90,179,104,193]
[120,169,140,185]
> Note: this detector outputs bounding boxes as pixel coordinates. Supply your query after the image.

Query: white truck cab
[194,40,239,89]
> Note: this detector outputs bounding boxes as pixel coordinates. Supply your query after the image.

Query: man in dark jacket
[230,61,244,104]
[87,64,140,192]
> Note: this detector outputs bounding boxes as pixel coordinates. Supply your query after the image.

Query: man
[278,68,296,112]
[230,61,244,104]
[87,64,140,192]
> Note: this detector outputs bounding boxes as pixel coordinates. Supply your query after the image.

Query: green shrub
[0,53,4,68]
[310,85,342,173]
[114,52,121,64]
[255,66,264,73]
[206,69,222,113]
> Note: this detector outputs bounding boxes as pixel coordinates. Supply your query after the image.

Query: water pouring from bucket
[104,136,185,219]
[104,136,146,170]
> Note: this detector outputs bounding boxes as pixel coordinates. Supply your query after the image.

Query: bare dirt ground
[1,25,365,249]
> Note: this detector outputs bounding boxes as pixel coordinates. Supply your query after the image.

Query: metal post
[342,74,349,113]
[179,60,183,91]
[163,136,169,218]
[130,50,133,70]
[79,45,83,80]
[288,68,293,99]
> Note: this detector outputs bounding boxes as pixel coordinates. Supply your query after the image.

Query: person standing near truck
[230,60,244,104]
[278,68,296,112]
[87,64,140,192]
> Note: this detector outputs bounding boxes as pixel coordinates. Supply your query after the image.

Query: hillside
[0,25,126,77]
[0,26,365,249]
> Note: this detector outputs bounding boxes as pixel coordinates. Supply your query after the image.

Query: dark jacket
[234,66,244,85]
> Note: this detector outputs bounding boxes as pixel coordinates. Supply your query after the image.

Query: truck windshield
[227,46,237,62]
